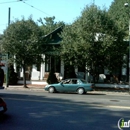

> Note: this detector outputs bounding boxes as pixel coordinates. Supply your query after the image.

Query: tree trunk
[22,64,27,88]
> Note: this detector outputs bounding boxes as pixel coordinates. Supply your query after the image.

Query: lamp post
[124,3,130,94]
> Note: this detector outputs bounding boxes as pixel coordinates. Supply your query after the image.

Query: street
[0,90,130,130]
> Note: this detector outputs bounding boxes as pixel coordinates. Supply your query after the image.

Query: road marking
[90,104,130,109]
[106,105,130,109]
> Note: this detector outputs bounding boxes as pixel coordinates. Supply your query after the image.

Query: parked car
[0,98,7,114]
[44,78,94,94]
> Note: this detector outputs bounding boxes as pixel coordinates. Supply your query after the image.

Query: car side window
[62,79,79,84]
[71,80,77,84]
[77,80,81,84]
[63,80,71,84]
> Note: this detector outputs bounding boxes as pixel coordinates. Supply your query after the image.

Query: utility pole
[6,7,10,87]
[124,3,130,94]
[8,7,10,25]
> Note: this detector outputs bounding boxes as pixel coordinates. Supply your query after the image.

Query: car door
[62,79,78,92]
[57,79,71,92]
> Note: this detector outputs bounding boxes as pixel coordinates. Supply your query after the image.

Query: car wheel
[77,88,85,95]
[49,87,55,93]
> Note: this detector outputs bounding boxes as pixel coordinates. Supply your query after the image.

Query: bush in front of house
[47,69,58,84]
[8,65,18,85]
[0,67,4,86]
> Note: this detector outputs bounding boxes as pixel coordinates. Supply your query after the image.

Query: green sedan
[44,78,94,94]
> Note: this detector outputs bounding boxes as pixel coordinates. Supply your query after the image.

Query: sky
[0,0,113,34]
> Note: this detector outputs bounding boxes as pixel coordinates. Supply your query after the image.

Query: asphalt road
[0,90,130,130]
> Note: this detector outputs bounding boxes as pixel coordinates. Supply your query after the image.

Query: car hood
[45,83,60,87]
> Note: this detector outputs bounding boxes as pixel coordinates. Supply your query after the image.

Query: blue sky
[0,0,113,34]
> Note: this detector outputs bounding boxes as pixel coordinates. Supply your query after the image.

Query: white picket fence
[95,84,129,88]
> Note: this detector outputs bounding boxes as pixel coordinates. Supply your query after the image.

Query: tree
[60,4,127,82]
[38,16,65,35]
[108,0,129,39]
[108,0,129,80]
[64,65,77,79]
[0,34,4,53]
[2,17,44,87]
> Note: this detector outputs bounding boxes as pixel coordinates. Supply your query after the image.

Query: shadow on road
[42,92,106,95]
[0,92,129,130]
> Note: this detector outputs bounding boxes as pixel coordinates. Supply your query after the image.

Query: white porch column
[75,67,78,77]
[60,60,64,79]
[85,66,89,82]
[14,55,17,72]
[40,54,45,80]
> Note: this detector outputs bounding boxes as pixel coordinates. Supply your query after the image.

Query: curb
[90,90,129,95]
[4,87,45,92]
[3,87,130,95]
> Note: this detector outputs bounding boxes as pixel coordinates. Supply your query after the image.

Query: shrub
[8,65,18,85]
[47,69,58,84]
[0,68,4,86]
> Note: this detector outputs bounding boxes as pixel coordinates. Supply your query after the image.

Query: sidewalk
[3,84,130,95]
[3,84,47,91]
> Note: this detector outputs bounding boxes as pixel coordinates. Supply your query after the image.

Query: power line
[22,1,64,22]
[22,1,62,22]
[0,0,27,4]
[22,1,52,17]
[0,0,53,17]
[0,0,61,24]
[0,0,19,4]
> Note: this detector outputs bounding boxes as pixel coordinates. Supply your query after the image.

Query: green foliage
[60,4,127,77]
[108,0,129,39]
[8,65,18,85]
[2,17,44,66]
[64,65,77,79]
[38,16,65,35]
[47,69,58,84]
[108,0,129,70]
[2,17,44,87]
[0,34,4,53]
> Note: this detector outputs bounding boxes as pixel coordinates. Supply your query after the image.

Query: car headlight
[45,85,50,88]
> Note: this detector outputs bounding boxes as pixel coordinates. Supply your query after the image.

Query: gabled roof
[43,26,63,45]
[44,25,63,38]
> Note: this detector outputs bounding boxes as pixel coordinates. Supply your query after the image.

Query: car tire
[49,87,55,93]
[77,88,85,95]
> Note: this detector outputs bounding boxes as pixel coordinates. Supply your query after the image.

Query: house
[18,26,65,81]
[1,26,128,84]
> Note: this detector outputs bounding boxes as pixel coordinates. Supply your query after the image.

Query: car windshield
[80,79,88,83]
